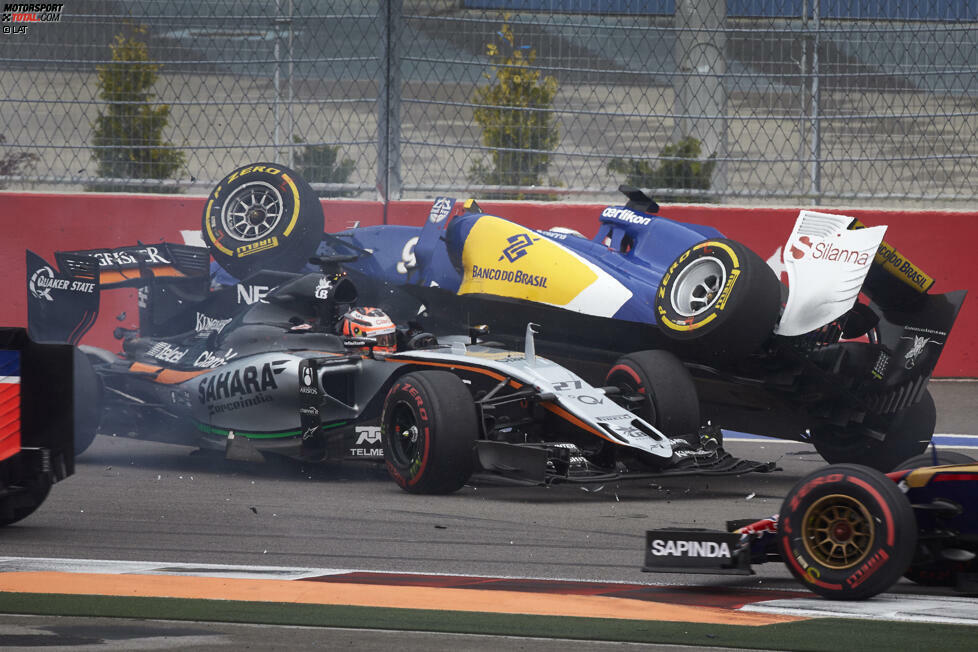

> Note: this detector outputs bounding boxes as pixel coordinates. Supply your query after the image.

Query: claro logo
[789,235,872,266]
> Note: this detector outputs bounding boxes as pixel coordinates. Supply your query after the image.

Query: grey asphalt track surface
[0,381,974,650]
[2,381,973,591]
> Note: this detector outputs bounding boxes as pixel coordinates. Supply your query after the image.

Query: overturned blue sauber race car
[28,163,966,476]
[320,186,965,473]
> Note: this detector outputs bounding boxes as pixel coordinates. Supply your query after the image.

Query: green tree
[470,18,559,199]
[607,137,716,203]
[292,136,356,198]
[90,27,185,193]
[0,134,39,190]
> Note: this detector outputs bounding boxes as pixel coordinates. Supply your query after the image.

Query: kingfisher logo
[498,233,538,263]
[789,235,872,266]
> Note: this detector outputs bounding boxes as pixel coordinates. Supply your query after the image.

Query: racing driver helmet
[340,307,397,353]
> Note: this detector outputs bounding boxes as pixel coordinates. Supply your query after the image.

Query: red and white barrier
[2,192,974,376]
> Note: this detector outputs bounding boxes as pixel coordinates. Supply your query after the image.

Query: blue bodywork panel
[321,198,722,326]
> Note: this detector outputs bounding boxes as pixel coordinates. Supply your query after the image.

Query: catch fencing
[1,0,977,205]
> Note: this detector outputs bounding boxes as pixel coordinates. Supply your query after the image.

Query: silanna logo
[498,233,538,263]
[789,235,872,266]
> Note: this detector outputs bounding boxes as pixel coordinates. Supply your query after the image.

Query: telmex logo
[356,426,382,445]
[789,235,871,266]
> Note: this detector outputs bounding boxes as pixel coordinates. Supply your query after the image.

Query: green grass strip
[0,593,975,651]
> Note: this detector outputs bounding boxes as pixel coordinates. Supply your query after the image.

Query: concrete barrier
[2,192,974,376]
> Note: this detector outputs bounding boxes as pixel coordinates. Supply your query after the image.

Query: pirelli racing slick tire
[654,238,781,362]
[382,371,478,494]
[778,464,917,600]
[604,349,700,438]
[812,389,936,472]
[203,163,324,279]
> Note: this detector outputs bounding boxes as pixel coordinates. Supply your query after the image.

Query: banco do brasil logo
[498,233,538,263]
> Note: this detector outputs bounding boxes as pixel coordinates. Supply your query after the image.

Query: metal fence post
[377,0,402,206]
[806,0,822,205]
[674,0,728,197]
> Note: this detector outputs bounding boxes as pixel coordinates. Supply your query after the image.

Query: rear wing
[58,243,210,289]
[775,211,965,409]
[27,243,211,345]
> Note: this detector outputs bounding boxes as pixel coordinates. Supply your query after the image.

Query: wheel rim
[388,401,423,471]
[669,257,726,317]
[222,181,284,241]
[801,493,875,569]
[606,368,656,424]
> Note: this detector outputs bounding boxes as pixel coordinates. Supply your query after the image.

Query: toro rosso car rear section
[642,453,978,600]
[0,328,81,525]
[321,188,965,473]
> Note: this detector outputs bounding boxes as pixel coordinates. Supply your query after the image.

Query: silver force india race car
[26,248,773,494]
[642,451,978,600]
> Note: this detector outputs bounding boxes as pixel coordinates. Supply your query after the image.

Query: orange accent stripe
[155,368,209,384]
[126,362,207,384]
[129,362,162,374]
[541,402,608,439]
[0,572,803,626]
[389,358,608,438]
[99,266,185,285]
[387,357,523,389]
[148,267,185,278]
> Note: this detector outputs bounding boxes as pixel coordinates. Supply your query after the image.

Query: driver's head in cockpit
[340,307,397,353]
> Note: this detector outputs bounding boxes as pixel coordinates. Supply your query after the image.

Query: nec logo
[498,233,538,263]
[237,284,270,304]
